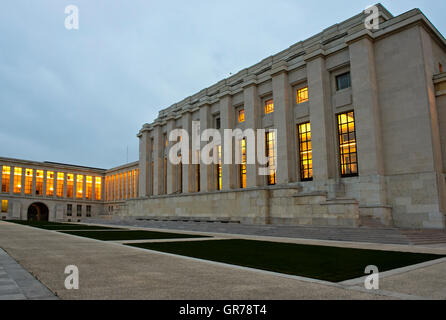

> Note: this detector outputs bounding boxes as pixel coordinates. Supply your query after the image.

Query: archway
[27,203,49,222]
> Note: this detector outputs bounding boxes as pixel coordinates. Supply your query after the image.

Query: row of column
[138,36,385,207]
[0,166,104,201]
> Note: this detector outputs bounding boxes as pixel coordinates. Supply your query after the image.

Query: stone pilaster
[182,111,193,193]
[199,103,211,192]
[32,169,36,196]
[219,92,235,190]
[272,61,296,184]
[166,119,177,194]
[152,125,163,195]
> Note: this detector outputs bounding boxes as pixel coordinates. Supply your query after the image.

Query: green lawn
[127,239,445,282]
[61,230,210,241]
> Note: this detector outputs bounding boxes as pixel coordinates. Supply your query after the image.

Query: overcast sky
[1,1,445,169]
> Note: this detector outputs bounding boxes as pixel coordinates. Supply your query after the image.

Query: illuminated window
[76,175,83,199]
[86,176,93,200]
[297,87,309,104]
[2,166,11,193]
[112,175,115,201]
[1,200,8,213]
[133,170,136,198]
[136,169,139,196]
[95,177,101,200]
[57,173,64,197]
[13,167,23,193]
[121,173,125,199]
[298,122,313,181]
[265,99,274,114]
[336,72,351,91]
[124,173,128,200]
[128,172,132,199]
[36,170,44,195]
[238,109,245,123]
[266,131,277,185]
[24,169,33,195]
[46,171,54,196]
[67,174,74,198]
[67,204,72,216]
[216,145,222,190]
[240,139,247,189]
[337,111,359,177]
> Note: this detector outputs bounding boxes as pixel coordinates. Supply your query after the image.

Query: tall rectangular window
[265,99,274,114]
[298,122,313,181]
[46,171,54,196]
[133,170,136,198]
[163,158,167,194]
[1,200,8,212]
[67,174,74,198]
[24,169,33,194]
[336,72,351,91]
[118,173,122,200]
[57,172,64,197]
[67,204,72,216]
[76,175,83,199]
[238,109,245,123]
[86,205,91,217]
[266,131,277,185]
[136,169,139,196]
[86,176,92,200]
[216,145,222,191]
[77,204,82,217]
[2,166,11,193]
[195,150,200,192]
[95,177,101,200]
[297,87,309,104]
[240,138,247,189]
[128,172,132,198]
[337,111,358,177]
[13,167,22,193]
[36,170,44,195]
[112,175,115,201]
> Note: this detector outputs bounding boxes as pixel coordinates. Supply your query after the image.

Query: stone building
[1,4,446,229]
[133,5,446,229]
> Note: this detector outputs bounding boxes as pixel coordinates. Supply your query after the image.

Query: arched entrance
[27,203,49,222]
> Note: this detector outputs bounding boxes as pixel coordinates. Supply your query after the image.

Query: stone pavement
[1,220,446,300]
[0,248,57,300]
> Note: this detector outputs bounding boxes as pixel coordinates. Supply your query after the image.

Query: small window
[86,205,91,217]
[216,117,221,129]
[265,99,274,114]
[67,204,72,216]
[336,72,351,91]
[297,87,309,104]
[238,109,245,123]
[1,200,8,213]
[77,205,82,217]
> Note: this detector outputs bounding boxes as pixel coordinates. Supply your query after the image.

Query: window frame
[297,122,313,182]
[335,72,351,91]
[296,86,309,104]
[336,110,359,178]
[264,99,274,115]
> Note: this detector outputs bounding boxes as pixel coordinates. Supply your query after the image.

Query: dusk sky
[1,1,445,169]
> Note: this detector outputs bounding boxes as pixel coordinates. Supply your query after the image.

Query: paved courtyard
[1,220,446,300]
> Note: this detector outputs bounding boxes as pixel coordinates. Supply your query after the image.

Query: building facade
[2,5,446,229]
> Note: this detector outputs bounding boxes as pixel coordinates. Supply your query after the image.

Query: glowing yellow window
[57,173,64,197]
[13,167,22,193]
[46,171,54,196]
[136,169,139,196]
[86,176,92,200]
[1,200,7,213]
[36,170,44,196]
[127,172,132,199]
[24,169,33,194]
[298,122,313,181]
[2,166,11,193]
[95,177,102,200]
[337,111,358,177]
[238,109,245,123]
[67,174,74,198]
[297,87,309,104]
[266,132,277,185]
[76,175,83,198]
[265,99,274,114]
[216,145,222,191]
[132,170,136,198]
[240,139,247,189]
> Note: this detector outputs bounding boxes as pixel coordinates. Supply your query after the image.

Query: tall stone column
[166,118,177,194]
[306,54,336,181]
[9,166,14,195]
[199,103,211,192]
[243,78,261,188]
[42,169,47,197]
[182,111,193,193]
[219,91,235,190]
[20,169,25,195]
[92,176,96,201]
[63,173,68,198]
[349,35,387,211]
[73,174,77,200]
[53,171,58,198]
[82,174,86,201]
[101,176,105,201]
[32,169,37,196]
[152,125,163,195]
[272,61,296,184]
